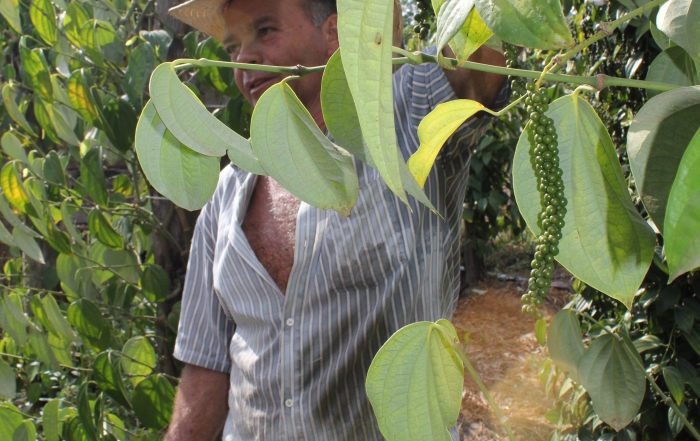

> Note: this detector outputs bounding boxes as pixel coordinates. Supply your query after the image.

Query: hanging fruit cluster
[413,0,433,40]
[521,81,566,319]
[503,42,526,100]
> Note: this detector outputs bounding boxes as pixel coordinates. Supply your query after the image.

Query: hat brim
[169,0,228,43]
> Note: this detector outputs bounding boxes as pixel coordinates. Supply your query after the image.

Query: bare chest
[241,176,301,293]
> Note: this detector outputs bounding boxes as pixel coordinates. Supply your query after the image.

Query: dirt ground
[452,240,573,441]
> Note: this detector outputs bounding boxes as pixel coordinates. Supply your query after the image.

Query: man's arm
[165,364,230,441]
[442,45,508,107]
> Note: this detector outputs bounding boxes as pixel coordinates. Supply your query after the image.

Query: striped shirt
[174,57,509,440]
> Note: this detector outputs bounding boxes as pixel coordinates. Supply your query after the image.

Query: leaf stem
[455,349,517,441]
[172,58,325,77]
[578,312,700,440]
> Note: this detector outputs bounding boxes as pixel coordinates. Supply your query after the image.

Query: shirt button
[285,398,293,408]
[286,318,294,327]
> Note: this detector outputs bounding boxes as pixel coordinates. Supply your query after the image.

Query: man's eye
[259,27,273,37]
[226,45,239,55]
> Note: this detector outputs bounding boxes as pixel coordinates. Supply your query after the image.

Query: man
[165,0,508,439]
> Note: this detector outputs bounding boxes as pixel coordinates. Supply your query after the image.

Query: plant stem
[579,312,700,440]
[172,58,326,77]
[456,350,517,441]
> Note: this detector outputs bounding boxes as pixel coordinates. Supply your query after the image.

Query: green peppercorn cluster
[413,0,433,40]
[502,42,525,100]
[521,81,567,319]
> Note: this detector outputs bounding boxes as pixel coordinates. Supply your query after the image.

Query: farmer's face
[222,0,338,108]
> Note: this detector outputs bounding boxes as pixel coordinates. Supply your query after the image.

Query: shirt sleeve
[173,182,236,373]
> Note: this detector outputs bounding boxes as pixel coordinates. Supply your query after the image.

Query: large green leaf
[148,63,265,174]
[132,375,175,431]
[62,2,89,47]
[103,98,137,153]
[646,47,700,98]
[29,0,57,46]
[656,0,700,65]
[42,400,59,441]
[664,128,700,280]
[2,84,36,136]
[474,0,574,49]
[67,299,110,351]
[134,101,220,211]
[366,320,464,441]
[88,208,124,250]
[0,0,21,33]
[88,242,140,285]
[41,294,81,343]
[124,43,156,104]
[408,99,490,187]
[93,352,131,409]
[627,86,700,232]
[19,45,53,102]
[578,334,646,431]
[0,403,23,441]
[121,336,156,387]
[547,309,585,383]
[0,358,15,399]
[250,81,358,215]
[80,147,109,207]
[320,50,435,211]
[513,93,655,307]
[337,0,406,203]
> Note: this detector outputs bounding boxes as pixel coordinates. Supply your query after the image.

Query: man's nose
[234,44,262,65]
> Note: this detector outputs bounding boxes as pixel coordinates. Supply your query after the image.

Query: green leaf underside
[320,50,436,212]
[474,0,574,50]
[514,94,655,308]
[132,375,175,431]
[646,46,700,98]
[366,321,464,441]
[408,100,486,188]
[250,82,358,216]
[434,0,476,55]
[148,63,265,175]
[656,0,700,65]
[548,309,585,383]
[337,0,407,203]
[134,101,220,211]
[664,127,700,280]
[627,86,700,233]
[578,334,646,431]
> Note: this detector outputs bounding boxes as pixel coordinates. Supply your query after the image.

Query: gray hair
[305,0,336,26]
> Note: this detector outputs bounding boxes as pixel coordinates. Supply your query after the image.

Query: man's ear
[322,13,339,57]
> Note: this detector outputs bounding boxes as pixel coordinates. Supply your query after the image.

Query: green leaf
[42,400,59,441]
[449,8,493,66]
[633,334,664,353]
[33,97,60,144]
[320,50,435,211]
[79,20,106,67]
[67,299,110,352]
[57,253,91,296]
[627,86,700,232]
[474,0,574,50]
[28,327,60,371]
[578,334,646,431]
[67,70,103,129]
[124,43,156,104]
[45,101,80,146]
[19,45,53,102]
[0,358,15,399]
[42,294,81,343]
[80,148,109,207]
[656,0,700,65]
[434,0,476,56]
[1,133,28,165]
[408,99,490,187]
[12,228,44,264]
[47,332,72,367]
[0,403,22,441]
[63,2,89,47]
[250,81,358,215]
[60,200,86,249]
[675,306,695,333]
[132,375,175,431]
[121,336,156,387]
[646,47,699,98]
[0,295,27,345]
[664,128,700,280]
[2,84,37,136]
[77,383,98,441]
[43,151,66,186]
[0,0,21,33]
[134,101,221,211]
[195,37,239,97]
[547,309,585,382]
[139,264,170,303]
[337,0,406,203]
[88,209,124,250]
[0,191,38,238]
[663,366,686,405]
[535,317,547,346]
[12,420,35,441]
[514,93,655,307]
[29,0,57,46]
[684,328,700,356]
[93,352,131,409]
[140,30,173,62]
[148,63,265,174]
[44,217,73,255]
[88,242,140,285]
[366,321,464,441]
[103,99,137,153]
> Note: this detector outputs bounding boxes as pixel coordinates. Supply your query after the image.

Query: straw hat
[168,0,403,46]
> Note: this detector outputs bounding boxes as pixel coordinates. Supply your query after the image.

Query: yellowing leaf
[0,0,21,34]
[450,8,492,66]
[29,0,57,46]
[2,84,36,136]
[408,100,487,187]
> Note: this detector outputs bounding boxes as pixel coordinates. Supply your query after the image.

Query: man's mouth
[247,77,277,99]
